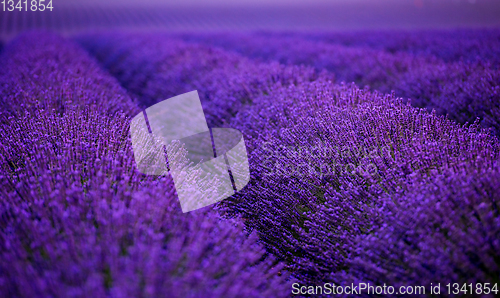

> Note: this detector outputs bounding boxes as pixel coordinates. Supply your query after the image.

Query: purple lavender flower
[334,162,500,297]
[229,82,499,284]
[0,107,292,298]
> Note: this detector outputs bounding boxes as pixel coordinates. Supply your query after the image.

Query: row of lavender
[276,29,500,66]
[180,31,500,137]
[0,32,291,297]
[79,32,500,293]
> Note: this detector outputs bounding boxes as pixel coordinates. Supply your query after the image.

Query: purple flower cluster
[180,31,500,136]
[0,33,292,297]
[229,83,499,284]
[76,32,500,288]
[336,162,500,296]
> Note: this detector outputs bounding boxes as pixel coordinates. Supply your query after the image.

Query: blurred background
[1,0,500,39]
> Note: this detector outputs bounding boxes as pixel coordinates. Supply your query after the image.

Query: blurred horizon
[1,0,500,39]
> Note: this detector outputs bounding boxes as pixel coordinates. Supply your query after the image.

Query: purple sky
[1,0,499,38]
[56,0,500,29]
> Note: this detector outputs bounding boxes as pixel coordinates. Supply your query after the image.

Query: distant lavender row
[77,33,321,128]
[181,32,500,136]
[283,29,500,66]
[0,31,139,117]
[0,33,291,297]
[78,33,500,286]
[179,32,420,92]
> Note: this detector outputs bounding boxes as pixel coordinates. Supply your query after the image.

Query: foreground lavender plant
[334,163,500,297]
[0,108,292,298]
[229,81,499,284]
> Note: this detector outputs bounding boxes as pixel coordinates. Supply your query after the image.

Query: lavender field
[1,28,500,297]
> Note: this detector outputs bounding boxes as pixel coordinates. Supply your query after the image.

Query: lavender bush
[0,33,292,297]
[228,82,499,284]
[77,32,500,287]
[181,32,500,136]
[0,109,291,297]
[335,162,500,297]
